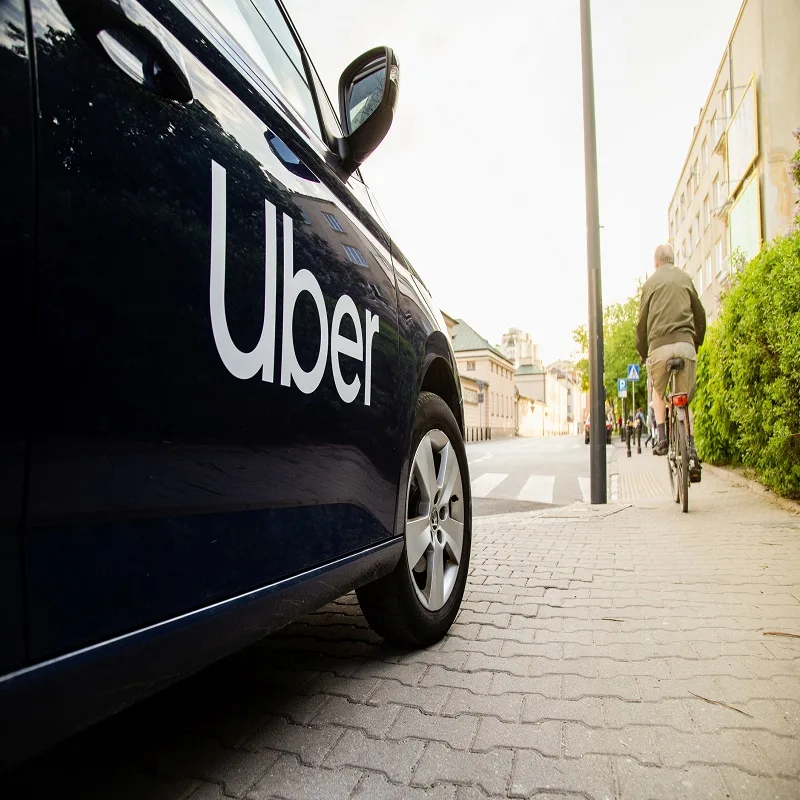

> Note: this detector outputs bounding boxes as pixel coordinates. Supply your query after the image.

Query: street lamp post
[580,0,607,503]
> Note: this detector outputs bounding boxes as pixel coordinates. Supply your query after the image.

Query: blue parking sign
[617,378,627,397]
[627,364,640,381]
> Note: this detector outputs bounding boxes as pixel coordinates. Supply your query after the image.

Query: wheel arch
[420,332,463,434]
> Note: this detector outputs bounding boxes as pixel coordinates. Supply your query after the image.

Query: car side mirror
[337,46,399,175]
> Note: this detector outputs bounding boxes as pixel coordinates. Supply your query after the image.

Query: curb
[704,463,800,516]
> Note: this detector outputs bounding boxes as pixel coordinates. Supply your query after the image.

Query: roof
[515,363,544,376]
[440,310,459,330]
[450,319,512,364]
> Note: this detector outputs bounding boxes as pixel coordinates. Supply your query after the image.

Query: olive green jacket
[636,264,706,360]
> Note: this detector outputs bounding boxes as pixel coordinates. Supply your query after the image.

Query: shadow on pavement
[4,595,401,799]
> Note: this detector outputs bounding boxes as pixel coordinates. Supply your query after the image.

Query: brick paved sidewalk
[8,454,800,799]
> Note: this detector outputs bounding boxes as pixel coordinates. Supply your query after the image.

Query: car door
[24,0,400,661]
[0,0,33,673]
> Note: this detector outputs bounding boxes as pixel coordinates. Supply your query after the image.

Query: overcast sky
[286,0,742,363]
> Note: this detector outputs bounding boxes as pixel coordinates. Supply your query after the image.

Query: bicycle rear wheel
[667,412,680,503]
[676,413,689,513]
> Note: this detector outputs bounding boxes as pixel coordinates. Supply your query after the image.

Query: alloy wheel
[405,429,465,611]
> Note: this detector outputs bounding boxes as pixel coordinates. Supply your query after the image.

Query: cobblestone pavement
[7,456,800,799]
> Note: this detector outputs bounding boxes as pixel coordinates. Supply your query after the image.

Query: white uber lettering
[209,160,381,404]
[331,295,363,403]
[209,160,277,382]
[280,215,329,395]
[364,310,380,406]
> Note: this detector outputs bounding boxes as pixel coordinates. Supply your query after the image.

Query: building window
[299,209,311,225]
[688,225,693,253]
[695,213,701,245]
[343,244,368,266]
[323,211,345,232]
[466,361,475,371]
[721,83,729,118]
[703,195,710,230]
[681,240,687,264]
[695,267,703,295]
[704,254,712,287]
[686,177,692,201]
[692,159,699,192]
[701,138,708,172]
[680,193,685,221]
[712,175,721,210]
[715,238,725,276]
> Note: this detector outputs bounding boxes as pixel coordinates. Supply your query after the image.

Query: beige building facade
[445,318,516,439]
[500,327,540,368]
[667,0,800,321]
[515,361,583,436]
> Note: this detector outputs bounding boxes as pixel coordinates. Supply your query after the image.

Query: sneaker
[653,440,668,456]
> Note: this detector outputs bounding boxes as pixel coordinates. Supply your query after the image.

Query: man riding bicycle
[636,244,706,481]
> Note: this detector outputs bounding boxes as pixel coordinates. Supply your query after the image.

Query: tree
[572,290,648,421]
[571,325,590,393]
[603,291,648,419]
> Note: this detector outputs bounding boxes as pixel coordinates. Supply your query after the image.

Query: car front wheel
[357,391,471,646]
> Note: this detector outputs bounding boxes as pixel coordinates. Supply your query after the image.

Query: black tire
[356,392,472,646]
[667,413,680,503]
[677,415,689,513]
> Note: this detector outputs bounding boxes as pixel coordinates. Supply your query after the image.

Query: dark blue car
[0,0,471,766]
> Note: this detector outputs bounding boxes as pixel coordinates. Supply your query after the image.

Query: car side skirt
[0,536,402,768]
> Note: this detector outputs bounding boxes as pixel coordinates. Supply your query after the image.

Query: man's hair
[654,243,674,266]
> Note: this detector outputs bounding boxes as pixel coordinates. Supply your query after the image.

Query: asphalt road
[468,434,615,516]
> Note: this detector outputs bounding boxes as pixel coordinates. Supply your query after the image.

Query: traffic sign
[617,378,627,397]
[627,363,640,381]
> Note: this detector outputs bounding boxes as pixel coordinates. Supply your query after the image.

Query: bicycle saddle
[666,357,685,371]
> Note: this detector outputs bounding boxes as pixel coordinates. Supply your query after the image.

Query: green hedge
[694,229,800,498]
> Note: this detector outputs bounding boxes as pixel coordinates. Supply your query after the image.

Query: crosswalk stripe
[578,476,591,503]
[470,472,508,498]
[518,475,556,504]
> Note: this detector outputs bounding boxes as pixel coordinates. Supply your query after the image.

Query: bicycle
[664,357,690,512]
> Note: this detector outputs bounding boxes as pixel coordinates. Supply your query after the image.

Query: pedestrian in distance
[644,401,656,448]
[636,243,706,481]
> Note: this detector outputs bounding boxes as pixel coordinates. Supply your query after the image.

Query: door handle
[58,0,193,103]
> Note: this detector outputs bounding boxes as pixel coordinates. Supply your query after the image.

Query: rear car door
[24,0,400,661]
[0,0,34,673]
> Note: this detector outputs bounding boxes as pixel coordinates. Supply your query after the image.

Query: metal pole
[580,0,606,503]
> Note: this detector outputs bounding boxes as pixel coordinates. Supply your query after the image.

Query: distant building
[666,0,800,321]
[500,327,540,368]
[515,392,546,438]
[445,317,516,439]
[515,360,584,435]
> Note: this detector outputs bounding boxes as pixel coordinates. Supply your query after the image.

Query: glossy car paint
[0,0,32,676]
[0,0,463,765]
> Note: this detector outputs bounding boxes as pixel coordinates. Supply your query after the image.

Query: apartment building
[448,319,517,439]
[515,360,582,435]
[667,0,800,320]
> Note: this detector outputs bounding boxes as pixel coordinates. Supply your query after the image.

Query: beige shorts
[647,341,697,401]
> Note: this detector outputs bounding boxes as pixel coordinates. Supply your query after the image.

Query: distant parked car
[584,415,612,444]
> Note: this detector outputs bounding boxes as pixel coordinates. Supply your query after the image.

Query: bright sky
[286,0,742,363]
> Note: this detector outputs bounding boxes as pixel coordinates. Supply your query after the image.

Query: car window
[200,0,321,137]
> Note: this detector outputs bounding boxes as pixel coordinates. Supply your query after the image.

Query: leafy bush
[694,230,800,498]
